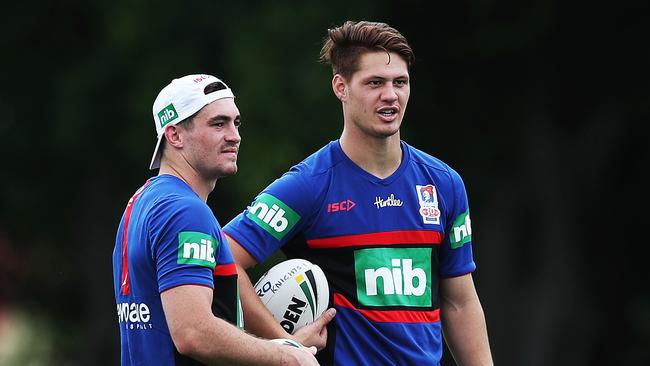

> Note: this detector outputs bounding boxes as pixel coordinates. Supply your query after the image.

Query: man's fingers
[292,308,336,350]
[315,308,336,326]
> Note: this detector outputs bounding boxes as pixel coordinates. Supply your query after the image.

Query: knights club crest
[416,184,440,225]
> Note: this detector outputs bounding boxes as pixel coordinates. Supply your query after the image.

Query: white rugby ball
[253,258,329,334]
[270,338,304,348]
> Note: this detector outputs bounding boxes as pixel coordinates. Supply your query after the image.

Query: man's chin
[210,164,238,179]
[223,164,239,176]
[374,121,401,137]
[374,127,400,138]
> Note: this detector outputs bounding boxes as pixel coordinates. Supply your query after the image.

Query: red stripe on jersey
[306,230,442,249]
[214,263,238,276]
[120,180,151,296]
[333,293,440,323]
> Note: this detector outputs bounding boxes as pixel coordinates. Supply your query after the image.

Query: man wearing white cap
[112,74,332,365]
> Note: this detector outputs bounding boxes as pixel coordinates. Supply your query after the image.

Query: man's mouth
[377,106,398,119]
[222,148,238,155]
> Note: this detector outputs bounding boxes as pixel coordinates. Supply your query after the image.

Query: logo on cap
[158,103,179,128]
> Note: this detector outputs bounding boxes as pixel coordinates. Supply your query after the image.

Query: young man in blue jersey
[224,21,494,365]
[112,74,330,365]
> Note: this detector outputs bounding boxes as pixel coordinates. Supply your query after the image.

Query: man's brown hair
[319,20,414,80]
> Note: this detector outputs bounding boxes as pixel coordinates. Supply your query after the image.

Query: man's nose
[381,84,398,102]
[225,123,241,143]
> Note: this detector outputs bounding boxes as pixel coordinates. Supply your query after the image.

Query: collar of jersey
[333,140,410,186]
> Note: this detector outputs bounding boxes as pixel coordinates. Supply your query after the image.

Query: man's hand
[276,342,319,366]
[292,307,336,350]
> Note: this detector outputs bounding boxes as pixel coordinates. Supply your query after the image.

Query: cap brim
[149,135,164,170]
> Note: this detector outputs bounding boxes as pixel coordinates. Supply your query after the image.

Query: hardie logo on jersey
[354,247,432,307]
[374,194,403,209]
[247,193,300,240]
[416,184,441,225]
[177,231,218,269]
[450,210,472,249]
[157,103,178,128]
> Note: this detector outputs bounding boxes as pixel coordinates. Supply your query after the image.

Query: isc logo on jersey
[247,193,300,240]
[355,248,432,307]
[177,231,218,269]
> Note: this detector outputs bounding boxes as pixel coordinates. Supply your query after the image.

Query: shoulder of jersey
[406,143,452,173]
[291,141,344,177]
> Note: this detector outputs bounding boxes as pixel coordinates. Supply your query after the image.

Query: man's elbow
[225,235,257,269]
[172,327,204,357]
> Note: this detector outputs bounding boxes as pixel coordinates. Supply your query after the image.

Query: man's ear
[164,124,183,148]
[332,74,347,102]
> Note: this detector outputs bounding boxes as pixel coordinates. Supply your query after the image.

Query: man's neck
[339,130,402,179]
[158,163,215,202]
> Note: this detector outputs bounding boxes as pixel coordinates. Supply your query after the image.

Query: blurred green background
[0,0,647,365]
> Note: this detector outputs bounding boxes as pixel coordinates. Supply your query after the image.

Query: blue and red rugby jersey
[112,174,242,366]
[224,140,476,365]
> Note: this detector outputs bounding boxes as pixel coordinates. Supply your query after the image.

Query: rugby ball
[270,338,304,348]
[253,258,329,334]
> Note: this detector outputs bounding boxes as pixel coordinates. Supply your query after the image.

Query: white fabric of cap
[149,74,235,170]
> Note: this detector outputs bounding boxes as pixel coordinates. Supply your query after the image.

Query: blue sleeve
[439,167,477,277]
[224,168,314,263]
[149,196,220,292]
[215,229,235,266]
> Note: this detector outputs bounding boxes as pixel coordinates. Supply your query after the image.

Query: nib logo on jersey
[354,247,432,307]
[177,231,218,269]
[450,210,472,249]
[247,193,300,240]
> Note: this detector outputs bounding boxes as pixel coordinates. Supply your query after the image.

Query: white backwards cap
[149,74,234,170]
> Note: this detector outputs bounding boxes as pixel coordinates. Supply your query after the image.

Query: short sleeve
[148,196,221,292]
[224,168,314,263]
[438,167,477,277]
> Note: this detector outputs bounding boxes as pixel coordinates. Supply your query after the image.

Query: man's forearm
[442,298,493,366]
